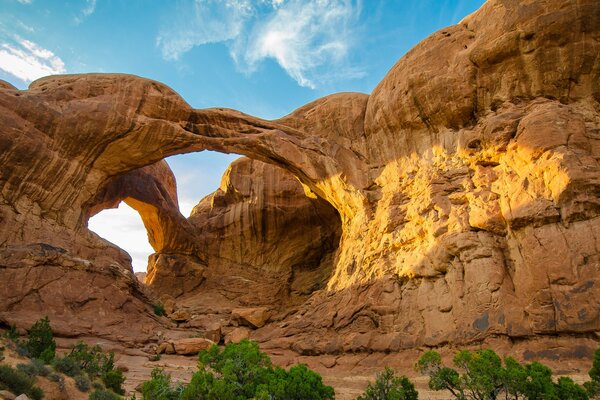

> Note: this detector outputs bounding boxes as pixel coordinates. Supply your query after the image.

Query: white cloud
[260,0,285,8]
[241,0,357,88]
[17,0,32,4]
[157,0,361,88]
[157,0,253,60]
[75,0,97,24]
[0,36,66,83]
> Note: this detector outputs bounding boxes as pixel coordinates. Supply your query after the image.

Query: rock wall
[185,157,341,303]
[0,0,599,352]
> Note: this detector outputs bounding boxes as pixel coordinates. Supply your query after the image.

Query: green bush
[198,339,273,398]
[357,367,418,400]
[140,340,333,400]
[153,304,166,317]
[66,342,112,378]
[4,324,20,341]
[89,388,122,400]
[556,377,589,400]
[197,340,333,400]
[257,364,335,400]
[140,369,183,400]
[53,355,82,377]
[416,349,589,400]
[25,316,56,363]
[75,374,92,392]
[586,348,600,398]
[0,364,44,400]
[17,359,50,377]
[103,369,126,395]
[53,341,125,394]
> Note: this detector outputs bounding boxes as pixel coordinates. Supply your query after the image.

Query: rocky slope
[0,0,599,366]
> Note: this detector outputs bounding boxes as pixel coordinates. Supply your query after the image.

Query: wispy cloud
[157,0,253,61]
[16,0,33,4]
[157,0,361,88]
[0,35,66,83]
[16,20,35,33]
[75,0,97,24]
[241,0,359,88]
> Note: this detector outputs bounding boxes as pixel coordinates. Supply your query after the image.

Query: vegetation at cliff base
[0,364,44,400]
[140,339,334,400]
[53,340,125,395]
[416,348,592,400]
[153,303,166,317]
[1,316,125,399]
[23,316,56,363]
[356,367,418,400]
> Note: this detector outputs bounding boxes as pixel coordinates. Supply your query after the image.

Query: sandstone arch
[1,0,600,351]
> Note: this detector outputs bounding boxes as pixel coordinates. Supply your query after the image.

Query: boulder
[232,308,271,329]
[172,338,214,355]
[225,328,251,344]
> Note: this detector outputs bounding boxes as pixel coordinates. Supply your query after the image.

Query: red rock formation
[87,160,199,256]
[0,0,599,356]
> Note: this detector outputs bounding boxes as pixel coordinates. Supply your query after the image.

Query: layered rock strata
[0,0,599,354]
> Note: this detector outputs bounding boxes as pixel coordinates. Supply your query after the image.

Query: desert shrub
[93,380,106,390]
[140,340,333,400]
[416,349,589,400]
[17,358,50,377]
[0,364,44,400]
[198,339,272,397]
[25,316,56,363]
[4,324,19,341]
[585,348,600,398]
[556,377,589,400]
[75,373,92,392]
[89,388,122,400]
[256,364,335,400]
[31,386,45,400]
[53,354,82,376]
[67,342,113,377]
[103,369,126,395]
[53,341,125,394]
[518,361,557,400]
[153,304,166,317]
[357,367,418,400]
[196,340,334,400]
[16,344,30,357]
[61,341,113,377]
[140,369,183,400]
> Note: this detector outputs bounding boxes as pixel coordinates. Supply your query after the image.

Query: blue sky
[0,0,485,271]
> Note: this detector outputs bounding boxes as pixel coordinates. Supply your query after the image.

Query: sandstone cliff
[0,0,599,357]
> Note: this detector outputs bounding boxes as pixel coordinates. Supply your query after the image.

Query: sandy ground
[1,335,596,400]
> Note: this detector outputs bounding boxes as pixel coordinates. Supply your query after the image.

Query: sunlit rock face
[1,0,599,352]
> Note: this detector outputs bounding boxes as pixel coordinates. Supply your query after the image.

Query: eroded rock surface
[0,0,599,359]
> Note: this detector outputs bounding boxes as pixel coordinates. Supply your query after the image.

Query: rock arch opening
[88,202,153,273]
[84,149,343,305]
[87,151,241,274]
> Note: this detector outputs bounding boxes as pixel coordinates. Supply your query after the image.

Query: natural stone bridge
[1,0,599,353]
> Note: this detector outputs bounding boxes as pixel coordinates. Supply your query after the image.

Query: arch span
[0,75,370,289]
